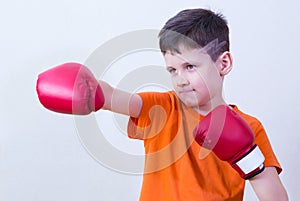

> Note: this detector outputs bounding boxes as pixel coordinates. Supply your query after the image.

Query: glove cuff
[231,144,265,179]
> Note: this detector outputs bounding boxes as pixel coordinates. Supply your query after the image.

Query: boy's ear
[218,51,233,76]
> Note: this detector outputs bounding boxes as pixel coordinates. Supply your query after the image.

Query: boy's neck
[192,97,227,116]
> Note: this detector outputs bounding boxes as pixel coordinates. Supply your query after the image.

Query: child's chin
[182,100,198,108]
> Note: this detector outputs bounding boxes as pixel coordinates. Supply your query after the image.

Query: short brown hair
[158,8,229,61]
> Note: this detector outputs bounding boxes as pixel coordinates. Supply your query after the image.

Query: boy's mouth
[179,89,196,94]
[179,89,196,93]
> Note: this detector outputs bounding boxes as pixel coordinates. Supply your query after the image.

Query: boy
[37,8,288,200]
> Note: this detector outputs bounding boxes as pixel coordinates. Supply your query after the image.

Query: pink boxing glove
[36,62,105,115]
[193,105,265,179]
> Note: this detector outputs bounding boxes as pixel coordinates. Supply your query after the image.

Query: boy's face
[164,46,224,109]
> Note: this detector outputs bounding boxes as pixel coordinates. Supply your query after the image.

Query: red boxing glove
[193,105,265,179]
[36,62,105,115]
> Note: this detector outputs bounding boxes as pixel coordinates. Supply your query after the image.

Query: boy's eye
[167,67,176,74]
[186,65,196,70]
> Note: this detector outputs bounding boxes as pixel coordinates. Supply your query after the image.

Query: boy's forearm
[98,80,142,117]
[249,167,288,201]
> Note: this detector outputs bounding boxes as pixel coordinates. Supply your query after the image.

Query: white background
[1,0,299,200]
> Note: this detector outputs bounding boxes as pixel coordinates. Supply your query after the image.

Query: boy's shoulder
[230,104,263,132]
[137,90,178,103]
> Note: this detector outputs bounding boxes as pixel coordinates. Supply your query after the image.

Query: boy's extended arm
[99,80,142,118]
[249,166,289,201]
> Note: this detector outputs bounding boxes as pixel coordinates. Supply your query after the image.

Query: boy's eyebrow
[181,62,192,67]
[180,62,192,67]
[165,62,193,70]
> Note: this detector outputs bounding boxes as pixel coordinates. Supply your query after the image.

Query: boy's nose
[175,74,190,87]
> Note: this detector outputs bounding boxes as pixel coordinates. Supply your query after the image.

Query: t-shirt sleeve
[253,121,282,174]
[127,91,176,140]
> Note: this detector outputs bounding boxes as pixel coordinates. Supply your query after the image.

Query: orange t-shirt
[127,91,281,201]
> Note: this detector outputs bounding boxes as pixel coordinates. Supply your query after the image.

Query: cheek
[191,74,220,102]
[191,74,209,91]
[170,78,178,91]
[195,81,211,100]
[196,69,223,93]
